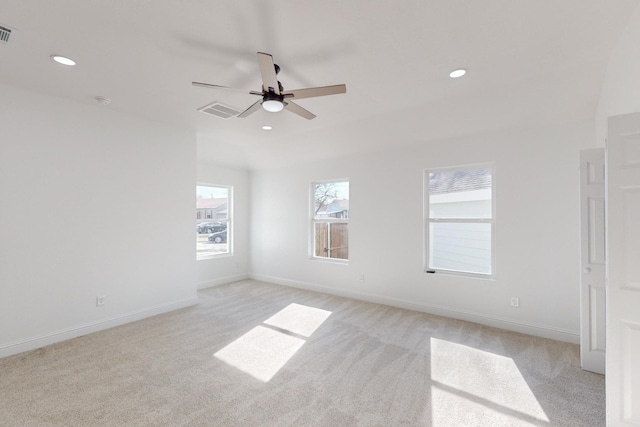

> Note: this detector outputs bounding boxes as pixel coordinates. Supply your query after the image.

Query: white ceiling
[1,1,638,170]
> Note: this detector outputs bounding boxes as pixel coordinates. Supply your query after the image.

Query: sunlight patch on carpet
[214,303,332,382]
[264,303,332,337]
[430,337,550,424]
[214,326,305,382]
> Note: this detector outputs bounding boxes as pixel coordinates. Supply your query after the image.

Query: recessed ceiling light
[262,125,273,131]
[449,68,466,78]
[51,55,76,66]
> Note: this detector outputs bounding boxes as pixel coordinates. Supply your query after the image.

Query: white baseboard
[0,297,200,359]
[250,274,580,344]
[197,273,249,290]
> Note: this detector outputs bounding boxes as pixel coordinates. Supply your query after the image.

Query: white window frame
[310,179,349,263]
[196,183,232,260]
[424,163,495,279]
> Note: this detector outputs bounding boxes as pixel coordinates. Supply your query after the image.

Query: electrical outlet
[359,274,365,282]
[510,297,519,308]
[96,295,105,307]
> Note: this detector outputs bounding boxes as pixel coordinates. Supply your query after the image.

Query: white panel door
[607,112,640,425]
[580,148,606,374]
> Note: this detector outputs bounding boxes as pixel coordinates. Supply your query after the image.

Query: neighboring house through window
[197,184,232,259]
[312,180,349,261]
[425,165,494,277]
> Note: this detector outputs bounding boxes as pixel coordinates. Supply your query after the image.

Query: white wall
[250,121,593,342]
[0,84,198,357]
[596,5,640,145]
[196,161,250,289]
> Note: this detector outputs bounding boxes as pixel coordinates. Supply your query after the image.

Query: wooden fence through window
[315,222,348,260]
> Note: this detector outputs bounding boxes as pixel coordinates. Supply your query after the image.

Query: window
[312,180,349,261]
[425,165,494,277]
[196,184,232,259]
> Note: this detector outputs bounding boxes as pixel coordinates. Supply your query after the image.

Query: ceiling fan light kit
[193,52,346,120]
[262,99,284,112]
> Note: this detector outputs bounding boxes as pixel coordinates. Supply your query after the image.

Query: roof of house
[326,199,349,213]
[317,199,349,215]
[196,198,228,210]
[430,168,492,194]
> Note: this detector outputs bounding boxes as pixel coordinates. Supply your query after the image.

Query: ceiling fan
[193,52,346,120]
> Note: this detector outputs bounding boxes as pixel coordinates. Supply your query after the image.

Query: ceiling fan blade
[284,101,316,120]
[192,81,234,90]
[282,84,346,100]
[192,81,247,93]
[192,82,263,97]
[237,99,263,118]
[257,52,280,94]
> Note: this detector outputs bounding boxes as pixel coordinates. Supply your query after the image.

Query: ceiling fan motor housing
[264,90,284,103]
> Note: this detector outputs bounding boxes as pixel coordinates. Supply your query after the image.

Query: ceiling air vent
[0,25,13,43]
[198,101,243,119]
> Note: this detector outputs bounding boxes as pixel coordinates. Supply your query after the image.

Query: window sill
[310,256,348,265]
[425,269,495,281]
[197,253,233,261]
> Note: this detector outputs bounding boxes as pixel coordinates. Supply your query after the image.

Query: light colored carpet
[0,280,604,426]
